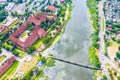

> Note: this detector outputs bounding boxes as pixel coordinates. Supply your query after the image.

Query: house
[5,2,15,12]
[0,56,15,76]
[9,13,48,51]
[59,0,65,3]
[0,25,9,33]
[47,6,56,12]
[38,28,47,38]
[0,25,5,32]
[107,27,112,31]
[117,33,120,39]
[0,0,7,3]
[28,13,47,27]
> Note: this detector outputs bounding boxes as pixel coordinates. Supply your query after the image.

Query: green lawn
[33,39,43,49]
[0,61,19,80]
[46,58,55,67]
[20,31,28,39]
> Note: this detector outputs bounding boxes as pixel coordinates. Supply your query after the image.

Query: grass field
[13,48,24,58]
[33,39,43,49]
[18,55,39,74]
[20,31,28,39]
[0,61,19,80]
[108,42,119,60]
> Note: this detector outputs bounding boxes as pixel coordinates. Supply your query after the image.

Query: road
[98,0,111,80]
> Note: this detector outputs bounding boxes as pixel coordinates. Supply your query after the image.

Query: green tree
[0,48,2,53]
[118,46,120,51]
[0,10,8,22]
[103,75,107,80]
[27,46,36,54]
[12,50,19,56]
[118,76,120,80]
[116,51,120,59]
[41,57,46,62]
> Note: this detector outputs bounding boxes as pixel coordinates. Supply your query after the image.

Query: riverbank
[20,1,73,79]
[87,0,101,79]
[40,3,73,52]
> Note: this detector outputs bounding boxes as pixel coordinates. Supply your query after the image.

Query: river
[44,0,93,80]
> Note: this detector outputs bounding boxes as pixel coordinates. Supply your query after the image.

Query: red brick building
[47,6,56,11]
[0,56,15,76]
[28,13,47,27]
[9,13,48,51]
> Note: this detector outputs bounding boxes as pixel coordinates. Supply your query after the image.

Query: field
[18,55,39,74]
[33,39,43,49]
[20,31,28,39]
[108,42,119,60]
[0,61,19,80]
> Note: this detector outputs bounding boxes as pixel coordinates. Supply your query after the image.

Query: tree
[13,0,22,3]
[43,36,51,44]
[41,57,46,62]
[117,40,120,44]
[116,51,120,59]
[0,10,8,22]
[12,50,19,56]
[118,76,120,80]
[0,48,2,53]
[119,46,120,51]
[114,71,117,76]
[103,75,107,80]
[11,11,18,17]
[27,46,36,54]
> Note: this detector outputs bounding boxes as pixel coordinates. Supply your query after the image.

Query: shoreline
[86,0,101,79]
[40,3,73,52]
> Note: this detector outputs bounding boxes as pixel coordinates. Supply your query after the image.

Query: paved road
[98,0,111,80]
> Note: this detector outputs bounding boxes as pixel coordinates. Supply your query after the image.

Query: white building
[0,0,7,3]
[4,2,15,12]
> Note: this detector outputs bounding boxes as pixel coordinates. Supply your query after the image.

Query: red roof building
[38,28,47,38]
[9,13,49,51]
[0,25,9,33]
[47,6,56,11]
[28,13,47,27]
[0,56,15,76]
[107,27,112,31]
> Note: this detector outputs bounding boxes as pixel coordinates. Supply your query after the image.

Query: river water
[44,0,93,80]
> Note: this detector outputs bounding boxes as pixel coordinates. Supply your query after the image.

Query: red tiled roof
[47,6,56,11]
[28,13,46,27]
[0,56,15,76]
[38,28,47,38]
[0,25,9,33]
[9,13,51,51]
[107,27,112,31]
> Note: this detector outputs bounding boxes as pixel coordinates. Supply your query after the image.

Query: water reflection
[44,0,93,80]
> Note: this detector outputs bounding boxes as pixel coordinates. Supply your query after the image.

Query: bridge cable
[51,57,101,70]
